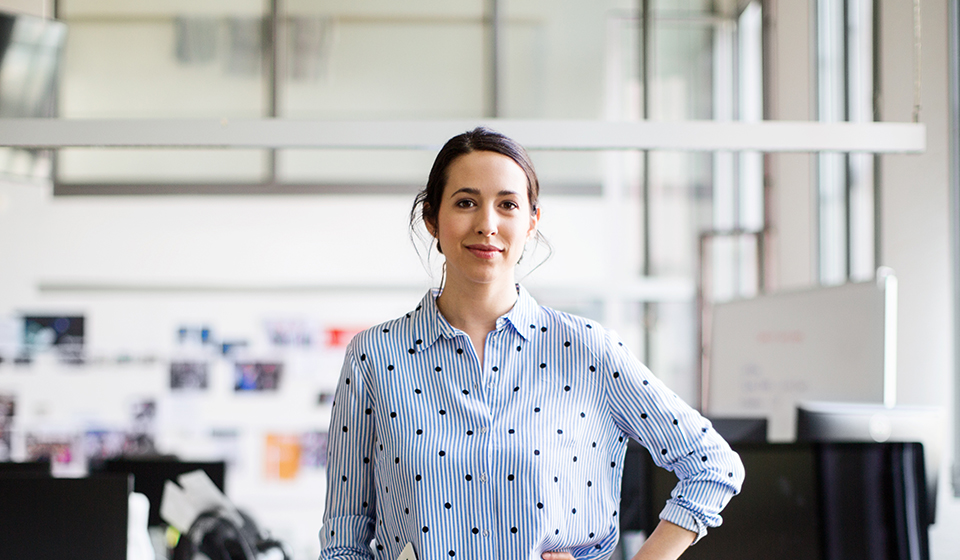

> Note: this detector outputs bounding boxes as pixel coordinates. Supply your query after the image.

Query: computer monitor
[644,442,929,560]
[647,443,820,560]
[706,416,768,443]
[0,474,131,560]
[796,401,944,522]
[97,458,226,527]
[619,416,766,533]
[816,442,929,560]
[0,459,51,475]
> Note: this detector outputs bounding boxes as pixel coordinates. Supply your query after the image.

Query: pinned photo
[0,428,10,461]
[0,394,14,426]
[25,433,81,472]
[83,429,127,461]
[170,361,209,391]
[0,394,14,461]
[234,362,283,392]
[22,315,85,363]
[300,431,328,469]
[263,319,318,348]
[264,433,300,480]
[131,399,157,432]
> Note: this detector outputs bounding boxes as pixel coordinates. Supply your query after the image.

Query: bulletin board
[706,275,896,441]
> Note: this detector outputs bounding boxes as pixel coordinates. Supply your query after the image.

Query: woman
[320,128,743,560]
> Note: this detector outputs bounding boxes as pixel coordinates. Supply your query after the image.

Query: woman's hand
[541,552,574,560]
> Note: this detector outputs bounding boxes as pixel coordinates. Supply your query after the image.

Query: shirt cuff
[658,501,708,545]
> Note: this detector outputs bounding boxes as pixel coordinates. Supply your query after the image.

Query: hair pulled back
[410,127,541,244]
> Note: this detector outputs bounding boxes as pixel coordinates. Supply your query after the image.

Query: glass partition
[56,0,270,183]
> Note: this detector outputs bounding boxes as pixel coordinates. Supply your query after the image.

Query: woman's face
[428,150,540,290]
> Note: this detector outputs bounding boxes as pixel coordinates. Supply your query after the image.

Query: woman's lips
[466,244,502,259]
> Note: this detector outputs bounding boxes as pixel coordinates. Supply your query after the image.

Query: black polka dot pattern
[320,287,744,560]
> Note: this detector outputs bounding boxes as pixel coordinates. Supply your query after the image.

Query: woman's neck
[435,276,517,366]
[436,276,518,331]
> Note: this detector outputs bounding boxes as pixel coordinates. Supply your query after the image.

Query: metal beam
[0,118,926,153]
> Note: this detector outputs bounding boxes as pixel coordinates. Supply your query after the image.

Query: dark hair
[410,127,541,252]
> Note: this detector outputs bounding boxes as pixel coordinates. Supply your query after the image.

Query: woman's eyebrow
[449,187,521,198]
[449,187,480,197]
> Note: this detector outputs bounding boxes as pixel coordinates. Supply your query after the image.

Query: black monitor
[707,416,768,443]
[619,416,767,533]
[97,458,226,527]
[0,474,131,560]
[0,459,51,475]
[643,442,929,560]
[796,401,944,523]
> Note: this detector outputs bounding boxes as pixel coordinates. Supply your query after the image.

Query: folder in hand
[397,542,417,560]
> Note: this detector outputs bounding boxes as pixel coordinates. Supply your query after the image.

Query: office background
[0,0,957,559]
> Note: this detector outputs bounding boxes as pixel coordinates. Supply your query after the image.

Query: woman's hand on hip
[542,552,574,560]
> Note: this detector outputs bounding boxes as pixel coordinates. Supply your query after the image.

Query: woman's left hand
[541,552,574,560]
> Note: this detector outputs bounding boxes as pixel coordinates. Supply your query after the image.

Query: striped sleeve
[599,328,744,543]
[319,341,377,560]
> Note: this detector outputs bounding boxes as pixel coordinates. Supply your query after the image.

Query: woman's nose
[475,205,498,236]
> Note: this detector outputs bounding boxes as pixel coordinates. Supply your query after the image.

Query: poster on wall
[263,319,318,348]
[170,361,209,391]
[83,429,127,461]
[234,362,283,391]
[300,431,328,469]
[0,394,14,461]
[22,315,85,364]
[25,432,82,475]
[264,433,301,480]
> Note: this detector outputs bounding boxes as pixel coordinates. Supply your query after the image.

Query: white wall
[767,0,959,556]
[876,0,959,556]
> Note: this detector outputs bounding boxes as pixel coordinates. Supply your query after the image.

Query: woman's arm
[319,343,377,560]
[630,520,696,560]
[599,328,744,539]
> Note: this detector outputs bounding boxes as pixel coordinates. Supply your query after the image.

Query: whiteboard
[706,275,896,441]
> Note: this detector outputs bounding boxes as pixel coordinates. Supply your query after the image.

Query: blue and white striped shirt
[320,286,743,560]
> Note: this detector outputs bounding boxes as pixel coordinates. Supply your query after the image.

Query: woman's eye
[501,201,519,210]
[455,199,475,208]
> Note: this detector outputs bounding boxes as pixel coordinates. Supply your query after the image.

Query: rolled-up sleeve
[600,329,744,543]
[319,342,377,560]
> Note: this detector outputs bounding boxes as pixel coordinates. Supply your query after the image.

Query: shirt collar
[502,284,539,341]
[409,285,541,354]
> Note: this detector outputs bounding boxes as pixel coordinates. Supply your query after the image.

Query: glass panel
[847,0,875,281]
[648,301,697,402]
[647,11,714,278]
[57,0,270,183]
[817,0,847,285]
[59,0,268,118]
[280,0,486,118]
[527,150,605,191]
[0,12,66,181]
[500,0,638,119]
[58,149,269,183]
[277,149,437,185]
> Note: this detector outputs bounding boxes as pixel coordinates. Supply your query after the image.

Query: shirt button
[483,529,490,537]
[480,472,488,483]
[480,426,488,434]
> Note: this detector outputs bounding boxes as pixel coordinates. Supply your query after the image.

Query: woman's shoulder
[346,288,440,349]
[348,313,414,349]
[536,304,608,346]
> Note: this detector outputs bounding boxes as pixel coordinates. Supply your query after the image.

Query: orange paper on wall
[264,434,301,480]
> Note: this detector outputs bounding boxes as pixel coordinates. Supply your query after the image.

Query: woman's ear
[423,204,437,237]
[527,206,541,240]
